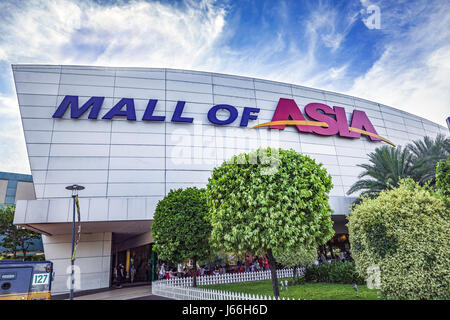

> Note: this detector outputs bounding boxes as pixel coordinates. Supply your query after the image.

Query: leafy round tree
[0,205,40,258]
[151,187,211,287]
[206,147,334,297]
[348,179,450,300]
[275,245,317,284]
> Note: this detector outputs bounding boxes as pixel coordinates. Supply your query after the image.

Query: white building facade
[11,64,448,294]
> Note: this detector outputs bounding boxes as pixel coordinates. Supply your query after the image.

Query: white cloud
[0,0,228,173]
[0,95,30,174]
[347,2,450,127]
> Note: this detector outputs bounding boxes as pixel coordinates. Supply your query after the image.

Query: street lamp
[65,184,85,300]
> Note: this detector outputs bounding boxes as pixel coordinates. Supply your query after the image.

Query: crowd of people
[157,255,271,280]
[156,251,354,280]
[316,249,353,265]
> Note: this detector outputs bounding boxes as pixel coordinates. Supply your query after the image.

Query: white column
[42,232,112,295]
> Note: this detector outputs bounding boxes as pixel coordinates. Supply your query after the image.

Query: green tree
[151,187,211,287]
[206,148,334,298]
[436,156,450,196]
[347,179,450,300]
[0,205,40,258]
[275,245,317,284]
[347,146,414,198]
[407,134,450,185]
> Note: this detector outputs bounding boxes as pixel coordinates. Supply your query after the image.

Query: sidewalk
[73,284,152,300]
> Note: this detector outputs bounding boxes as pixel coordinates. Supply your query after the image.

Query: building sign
[52,95,394,146]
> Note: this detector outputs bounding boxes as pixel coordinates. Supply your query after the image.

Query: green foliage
[347,146,414,197]
[436,156,450,196]
[201,281,380,300]
[275,246,317,268]
[304,261,365,284]
[348,179,450,300]
[28,254,46,261]
[0,205,40,258]
[206,147,335,256]
[151,187,211,264]
[408,134,450,185]
[348,135,450,198]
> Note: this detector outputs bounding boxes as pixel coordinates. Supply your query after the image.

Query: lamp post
[65,184,84,300]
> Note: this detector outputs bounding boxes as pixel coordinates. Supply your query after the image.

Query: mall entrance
[110,231,158,286]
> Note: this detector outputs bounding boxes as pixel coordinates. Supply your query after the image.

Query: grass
[200,279,381,300]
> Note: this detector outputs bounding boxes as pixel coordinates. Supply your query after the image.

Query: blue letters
[102,98,136,121]
[52,95,104,119]
[53,95,259,127]
[143,99,165,121]
[171,101,194,123]
[208,104,238,125]
[240,107,260,126]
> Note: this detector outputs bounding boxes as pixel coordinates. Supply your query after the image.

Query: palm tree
[407,134,450,185]
[347,145,414,198]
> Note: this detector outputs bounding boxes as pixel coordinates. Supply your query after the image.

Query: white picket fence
[152,267,305,300]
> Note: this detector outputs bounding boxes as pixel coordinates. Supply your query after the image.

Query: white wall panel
[59,84,114,97]
[115,69,164,79]
[50,144,109,157]
[44,183,107,198]
[213,75,254,89]
[22,118,54,131]
[166,71,212,84]
[108,170,165,183]
[167,80,212,93]
[115,87,165,100]
[48,157,109,170]
[14,71,60,84]
[18,94,58,106]
[292,86,325,99]
[109,157,165,170]
[24,130,52,143]
[166,90,213,104]
[107,183,165,197]
[52,131,110,144]
[53,119,111,132]
[15,82,59,95]
[60,73,115,87]
[45,170,108,184]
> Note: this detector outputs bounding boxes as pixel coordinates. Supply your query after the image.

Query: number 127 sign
[32,273,50,285]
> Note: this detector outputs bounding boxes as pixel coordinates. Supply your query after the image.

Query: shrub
[348,179,450,300]
[436,156,450,196]
[304,261,365,285]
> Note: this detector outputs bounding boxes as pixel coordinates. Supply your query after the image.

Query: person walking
[264,256,270,271]
[130,264,137,283]
[116,263,125,288]
[158,263,166,280]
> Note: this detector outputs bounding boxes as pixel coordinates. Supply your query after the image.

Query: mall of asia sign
[52,95,394,146]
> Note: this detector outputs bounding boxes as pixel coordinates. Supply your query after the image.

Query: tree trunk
[22,240,27,259]
[328,242,335,259]
[192,259,197,287]
[267,249,279,299]
[292,265,297,285]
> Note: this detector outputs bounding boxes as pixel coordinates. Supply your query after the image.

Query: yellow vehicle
[0,260,53,300]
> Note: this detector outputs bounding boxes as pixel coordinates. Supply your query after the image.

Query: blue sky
[0,0,449,173]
